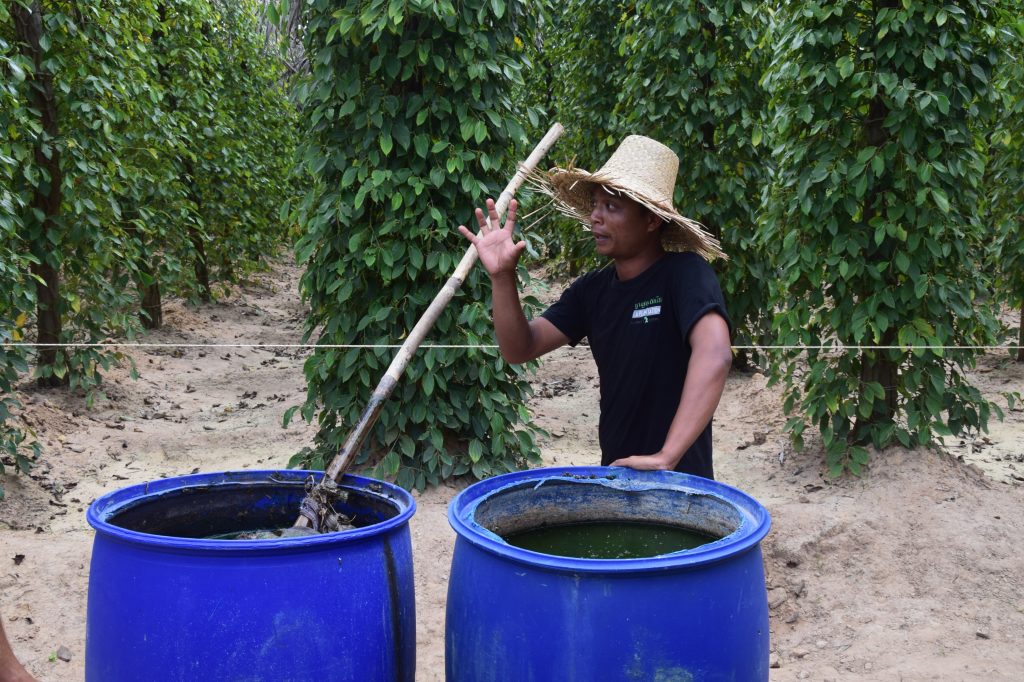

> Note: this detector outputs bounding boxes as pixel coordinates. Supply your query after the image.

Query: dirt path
[1,260,1023,681]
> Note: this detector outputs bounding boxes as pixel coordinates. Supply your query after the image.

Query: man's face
[588,186,660,259]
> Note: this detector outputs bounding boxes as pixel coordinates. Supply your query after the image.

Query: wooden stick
[295,122,565,528]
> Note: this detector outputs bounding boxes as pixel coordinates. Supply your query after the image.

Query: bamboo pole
[295,122,565,528]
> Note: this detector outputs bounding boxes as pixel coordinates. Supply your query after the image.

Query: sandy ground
[1,260,1023,681]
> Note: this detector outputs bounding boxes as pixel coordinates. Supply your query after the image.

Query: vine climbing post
[292,0,548,490]
[760,0,1005,473]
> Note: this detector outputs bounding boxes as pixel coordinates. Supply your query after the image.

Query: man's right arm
[459,198,569,364]
[489,270,569,363]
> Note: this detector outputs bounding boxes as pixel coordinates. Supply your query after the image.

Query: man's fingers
[609,456,652,470]
[486,198,501,229]
[472,198,517,237]
[458,225,477,243]
[504,199,518,230]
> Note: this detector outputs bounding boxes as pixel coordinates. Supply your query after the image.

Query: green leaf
[468,439,483,463]
[854,173,868,199]
[414,134,428,158]
[383,451,401,476]
[871,155,884,177]
[282,406,299,428]
[9,61,26,83]
[838,56,854,79]
[856,148,875,164]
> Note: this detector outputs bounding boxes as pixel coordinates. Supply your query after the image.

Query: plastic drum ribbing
[445,466,771,681]
[85,470,416,681]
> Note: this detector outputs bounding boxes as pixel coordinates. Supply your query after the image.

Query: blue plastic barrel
[85,470,415,681]
[446,466,771,681]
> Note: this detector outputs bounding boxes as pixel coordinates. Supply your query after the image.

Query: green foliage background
[290,0,545,490]
[529,0,1021,475]
[0,0,297,495]
[528,0,775,366]
[759,0,1006,474]
[986,9,1024,362]
[2,0,1022,494]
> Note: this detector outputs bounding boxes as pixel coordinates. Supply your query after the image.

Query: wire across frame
[1,342,1021,352]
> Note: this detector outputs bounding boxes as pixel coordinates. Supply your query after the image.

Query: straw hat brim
[535,166,726,261]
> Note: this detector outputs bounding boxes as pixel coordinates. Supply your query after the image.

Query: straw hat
[536,135,725,260]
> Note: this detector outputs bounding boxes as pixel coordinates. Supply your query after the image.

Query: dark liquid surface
[503,521,718,559]
[205,527,322,540]
[108,482,391,539]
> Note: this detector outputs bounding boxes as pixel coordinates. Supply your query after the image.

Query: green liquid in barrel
[503,521,717,559]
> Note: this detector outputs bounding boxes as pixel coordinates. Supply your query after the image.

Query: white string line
[0,343,495,349]
[732,345,1022,351]
[1,343,1021,351]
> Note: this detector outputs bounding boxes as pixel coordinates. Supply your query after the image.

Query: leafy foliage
[0,0,296,492]
[527,0,629,274]
[0,17,40,492]
[760,0,1005,474]
[291,0,544,490]
[615,0,774,365]
[530,1,774,360]
[161,0,298,298]
[986,9,1024,361]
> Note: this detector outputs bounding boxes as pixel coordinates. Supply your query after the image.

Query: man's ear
[645,210,663,234]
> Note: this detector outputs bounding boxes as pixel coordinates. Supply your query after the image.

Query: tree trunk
[856,336,900,442]
[155,4,209,303]
[13,2,66,387]
[189,227,211,302]
[853,87,898,439]
[140,271,163,329]
[221,256,236,284]
[1018,301,1023,362]
[134,3,166,327]
[182,156,211,302]
[124,206,163,329]
[31,261,64,387]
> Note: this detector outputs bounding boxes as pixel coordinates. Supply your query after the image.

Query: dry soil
[1,260,1022,681]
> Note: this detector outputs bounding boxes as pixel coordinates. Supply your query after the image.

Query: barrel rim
[447,466,771,573]
[86,469,416,553]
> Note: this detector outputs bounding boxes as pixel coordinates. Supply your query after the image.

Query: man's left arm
[609,312,732,471]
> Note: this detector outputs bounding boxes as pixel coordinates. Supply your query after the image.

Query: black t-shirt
[540,252,730,479]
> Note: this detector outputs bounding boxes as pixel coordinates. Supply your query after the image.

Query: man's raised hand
[458,198,525,279]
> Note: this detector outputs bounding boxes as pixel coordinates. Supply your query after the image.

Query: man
[459,135,732,478]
